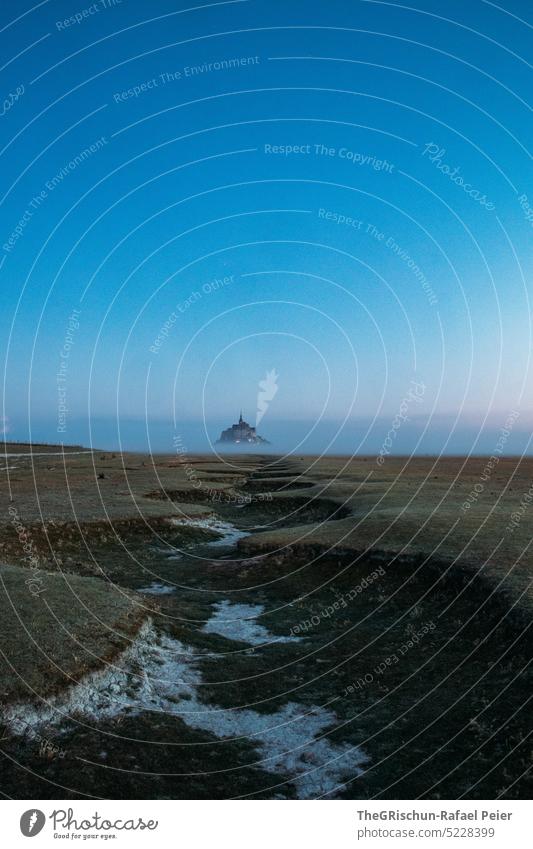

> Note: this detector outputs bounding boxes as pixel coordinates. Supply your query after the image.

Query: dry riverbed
[0,448,531,799]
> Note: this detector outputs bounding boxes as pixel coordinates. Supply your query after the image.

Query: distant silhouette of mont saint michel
[216,412,270,445]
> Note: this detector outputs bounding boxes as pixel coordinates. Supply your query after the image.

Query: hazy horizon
[4,410,531,457]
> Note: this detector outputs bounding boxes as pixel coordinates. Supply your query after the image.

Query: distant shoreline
[2,442,531,460]
[1,441,85,454]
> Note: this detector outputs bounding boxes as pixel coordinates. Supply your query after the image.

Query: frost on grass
[150,544,182,561]
[171,517,249,547]
[2,622,366,798]
[137,582,175,595]
[203,600,300,646]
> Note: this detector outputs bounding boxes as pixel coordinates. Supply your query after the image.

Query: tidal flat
[0,446,531,799]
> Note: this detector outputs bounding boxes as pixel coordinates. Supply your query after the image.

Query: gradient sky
[1,0,531,453]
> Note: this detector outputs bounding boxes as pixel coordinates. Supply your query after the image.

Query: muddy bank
[234,496,351,530]
[146,487,231,503]
[241,477,314,493]
[0,563,147,707]
[0,514,220,577]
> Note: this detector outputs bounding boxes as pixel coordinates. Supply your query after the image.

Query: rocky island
[216,411,270,444]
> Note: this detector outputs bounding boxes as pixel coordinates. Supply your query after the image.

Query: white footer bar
[4,799,530,847]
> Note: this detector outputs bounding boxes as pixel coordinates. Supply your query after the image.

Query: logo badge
[20,809,46,837]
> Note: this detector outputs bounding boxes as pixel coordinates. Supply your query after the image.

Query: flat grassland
[0,447,531,799]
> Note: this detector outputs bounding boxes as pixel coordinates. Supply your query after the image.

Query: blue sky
[1,0,531,453]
